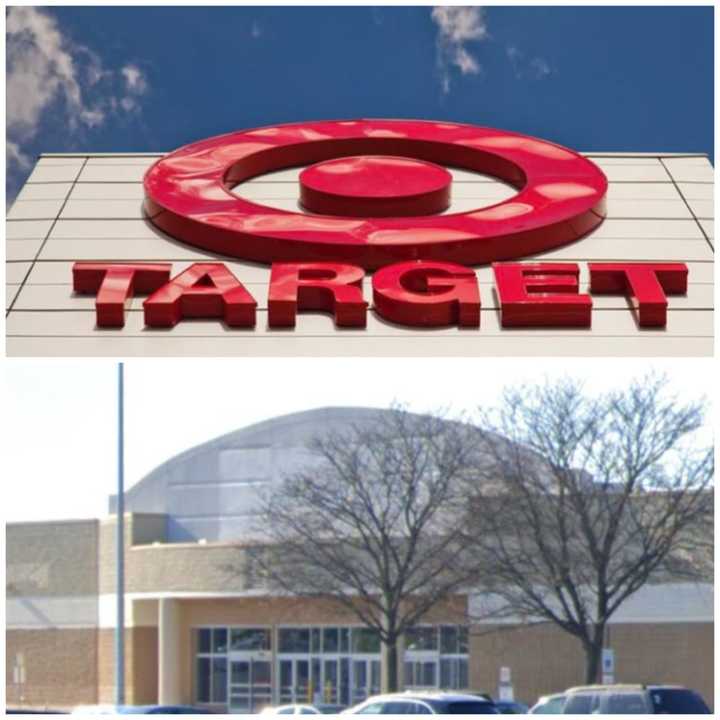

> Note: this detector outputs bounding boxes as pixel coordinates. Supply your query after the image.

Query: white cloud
[6,7,88,138]
[6,7,150,193]
[431,6,489,93]
[251,21,262,39]
[530,56,551,79]
[122,64,149,94]
[506,44,552,80]
[7,141,32,171]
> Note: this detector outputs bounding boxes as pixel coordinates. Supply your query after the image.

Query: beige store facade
[6,512,714,711]
[6,409,715,711]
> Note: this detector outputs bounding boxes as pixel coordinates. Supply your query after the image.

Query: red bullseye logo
[299,155,452,217]
[143,119,608,269]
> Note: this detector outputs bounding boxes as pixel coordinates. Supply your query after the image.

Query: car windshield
[650,689,710,714]
[539,697,565,713]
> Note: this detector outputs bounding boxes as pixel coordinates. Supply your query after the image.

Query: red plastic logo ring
[144,119,607,269]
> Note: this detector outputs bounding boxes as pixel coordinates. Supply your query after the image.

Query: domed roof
[109,407,432,542]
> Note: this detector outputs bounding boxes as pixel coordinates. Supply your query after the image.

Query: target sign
[143,119,608,269]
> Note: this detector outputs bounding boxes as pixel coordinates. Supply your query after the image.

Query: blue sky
[6,5,714,204]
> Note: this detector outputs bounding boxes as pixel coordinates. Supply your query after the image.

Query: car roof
[566,684,645,693]
[366,692,494,703]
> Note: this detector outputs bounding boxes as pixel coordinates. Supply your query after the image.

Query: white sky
[3,357,714,523]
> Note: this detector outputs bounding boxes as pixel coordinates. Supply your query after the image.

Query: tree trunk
[383,639,399,693]
[583,625,605,684]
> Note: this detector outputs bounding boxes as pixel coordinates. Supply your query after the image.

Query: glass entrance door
[229,657,272,713]
[278,657,311,704]
[404,658,438,690]
[351,658,381,704]
[279,655,364,707]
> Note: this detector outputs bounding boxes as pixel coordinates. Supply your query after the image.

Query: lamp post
[115,362,125,706]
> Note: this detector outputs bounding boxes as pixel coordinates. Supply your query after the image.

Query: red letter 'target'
[493,263,592,327]
[588,263,688,328]
[143,263,257,328]
[372,261,480,327]
[268,263,368,328]
[72,262,171,327]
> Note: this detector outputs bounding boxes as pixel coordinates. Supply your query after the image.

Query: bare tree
[250,406,480,692]
[464,375,713,684]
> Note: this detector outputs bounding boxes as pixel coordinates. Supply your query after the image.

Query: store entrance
[228,655,272,713]
[278,656,379,706]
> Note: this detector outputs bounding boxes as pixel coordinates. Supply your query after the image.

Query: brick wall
[6,628,98,710]
[99,514,255,594]
[469,621,713,709]
[7,519,99,597]
[7,520,100,710]
[97,627,158,705]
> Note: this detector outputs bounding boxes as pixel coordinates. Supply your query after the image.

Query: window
[196,626,270,705]
[212,628,228,654]
[311,628,321,653]
[440,625,468,654]
[385,702,416,714]
[412,703,433,715]
[352,628,381,653]
[445,701,496,714]
[606,693,648,714]
[195,628,229,704]
[355,702,385,714]
[198,629,212,654]
[406,626,438,652]
[440,657,468,690]
[339,628,350,653]
[323,628,339,653]
[196,657,211,703]
[230,628,271,651]
[279,628,311,653]
[563,694,597,714]
[211,658,228,703]
[650,689,710,714]
[404,660,437,688]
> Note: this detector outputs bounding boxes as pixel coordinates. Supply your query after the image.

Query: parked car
[260,705,346,715]
[7,710,65,714]
[343,692,500,714]
[73,705,215,714]
[529,694,566,714]
[494,700,529,714]
[561,685,711,714]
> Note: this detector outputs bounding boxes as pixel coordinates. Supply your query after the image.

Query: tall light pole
[115,362,125,706]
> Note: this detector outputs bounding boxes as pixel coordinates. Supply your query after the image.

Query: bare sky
[3,358,714,523]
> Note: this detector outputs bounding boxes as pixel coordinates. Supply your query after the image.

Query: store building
[6,408,714,711]
[5,120,714,357]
